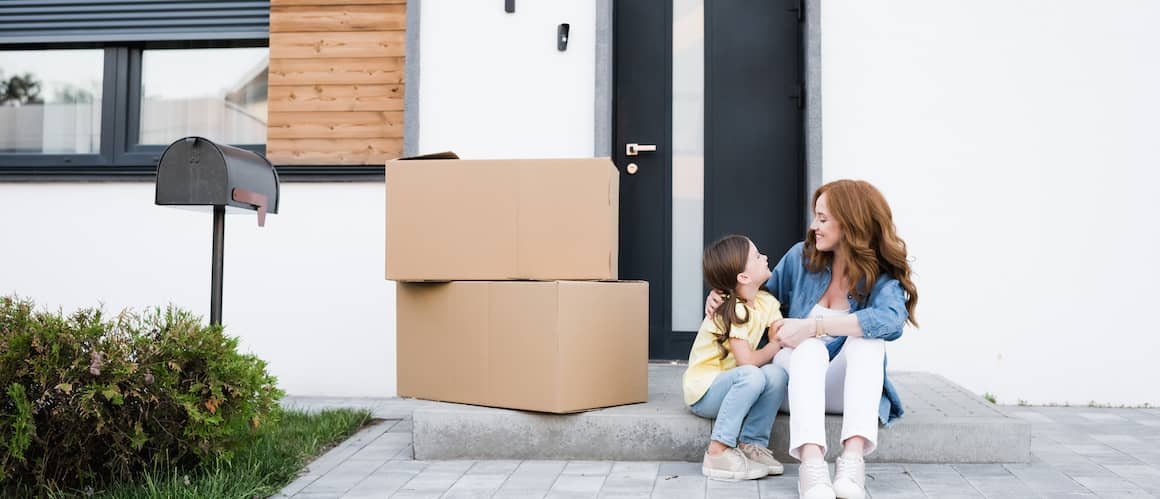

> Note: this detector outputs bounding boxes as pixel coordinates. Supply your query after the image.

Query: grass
[29,408,373,499]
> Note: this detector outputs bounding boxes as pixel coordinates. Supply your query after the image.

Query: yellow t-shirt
[682,290,782,405]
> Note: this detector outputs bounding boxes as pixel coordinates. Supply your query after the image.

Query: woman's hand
[771,318,816,348]
[704,289,725,317]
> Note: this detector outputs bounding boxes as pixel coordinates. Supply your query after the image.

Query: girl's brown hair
[703,235,754,359]
[804,180,918,326]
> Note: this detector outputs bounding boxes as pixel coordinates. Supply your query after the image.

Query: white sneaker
[798,460,836,499]
[832,454,866,499]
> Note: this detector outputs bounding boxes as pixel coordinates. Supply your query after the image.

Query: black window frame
[0,39,269,180]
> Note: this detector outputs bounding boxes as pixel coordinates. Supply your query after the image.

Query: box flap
[608,163,619,279]
[555,281,649,412]
[386,160,519,280]
[396,282,489,403]
[518,159,618,280]
[394,151,460,160]
[487,281,561,411]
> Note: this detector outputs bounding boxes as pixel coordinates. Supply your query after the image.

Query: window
[138,48,268,146]
[0,50,104,154]
[0,43,268,175]
[0,0,271,176]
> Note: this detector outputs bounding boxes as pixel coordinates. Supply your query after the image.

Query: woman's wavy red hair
[804,180,918,326]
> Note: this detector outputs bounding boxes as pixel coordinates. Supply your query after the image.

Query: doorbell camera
[558,23,570,51]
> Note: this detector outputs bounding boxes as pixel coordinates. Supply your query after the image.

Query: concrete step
[411,364,1029,463]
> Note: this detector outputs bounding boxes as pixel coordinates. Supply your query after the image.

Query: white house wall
[821,0,1160,405]
[0,183,395,398]
[416,0,596,158]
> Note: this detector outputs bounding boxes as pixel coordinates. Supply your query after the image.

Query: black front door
[614,0,804,360]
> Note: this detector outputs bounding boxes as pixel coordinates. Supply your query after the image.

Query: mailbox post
[155,136,280,326]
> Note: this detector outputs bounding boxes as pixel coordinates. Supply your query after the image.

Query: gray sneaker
[701,447,768,481]
[738,442,784,475]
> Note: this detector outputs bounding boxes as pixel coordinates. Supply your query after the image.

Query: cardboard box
[396,280,648,413]
[385,155,618,281]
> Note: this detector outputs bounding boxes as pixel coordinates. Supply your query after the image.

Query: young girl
[683,235,789,481]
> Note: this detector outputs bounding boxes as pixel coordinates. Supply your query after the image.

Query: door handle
[625,143,657,156]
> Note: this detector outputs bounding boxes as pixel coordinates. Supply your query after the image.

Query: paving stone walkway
[275,397,1160,498]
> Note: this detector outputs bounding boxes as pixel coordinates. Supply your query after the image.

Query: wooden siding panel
[267,0,406,164]
[269,84,403,112]
[270,31,404,59]
[272,0,404,6]
[271,4,405,32]
[267,111,403,139]
[269,57,403,85]
[267,138,403,164]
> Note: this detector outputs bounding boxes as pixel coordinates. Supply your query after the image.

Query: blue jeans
[689,364,788,448]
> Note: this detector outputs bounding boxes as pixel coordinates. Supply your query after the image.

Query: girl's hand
[704,289,725,317]
[772,318,816,348]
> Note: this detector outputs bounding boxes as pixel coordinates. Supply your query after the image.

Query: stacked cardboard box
[385,154,648,413]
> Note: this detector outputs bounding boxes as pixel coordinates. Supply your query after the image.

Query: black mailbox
[156,136,279,226]
[155,136,280,326]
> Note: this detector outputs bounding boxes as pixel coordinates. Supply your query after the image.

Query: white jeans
[772,336,885,460]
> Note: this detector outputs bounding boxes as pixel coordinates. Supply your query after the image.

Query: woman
[705,180,918,499]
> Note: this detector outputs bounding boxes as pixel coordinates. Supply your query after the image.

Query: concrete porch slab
[411,364,1030,463]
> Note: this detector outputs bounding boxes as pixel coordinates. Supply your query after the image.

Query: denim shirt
[765,241,908,426]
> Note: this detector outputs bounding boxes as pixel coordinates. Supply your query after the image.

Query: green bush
[0,296,284,493]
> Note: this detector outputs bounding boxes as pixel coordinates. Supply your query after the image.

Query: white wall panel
[821,0,1160,405]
